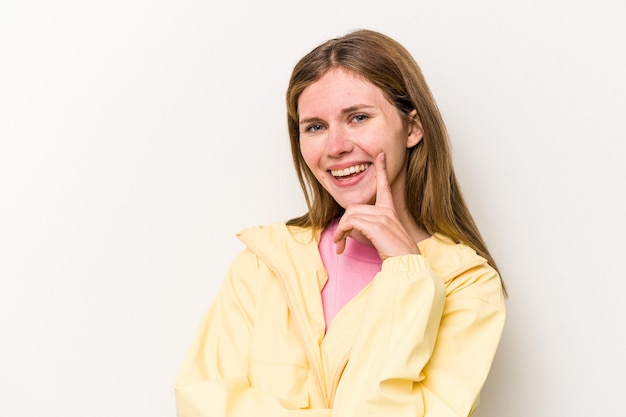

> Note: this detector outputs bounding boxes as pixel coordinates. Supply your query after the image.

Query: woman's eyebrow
[299,104,375,125]
[299,116,323,125]
[341,104,374,114]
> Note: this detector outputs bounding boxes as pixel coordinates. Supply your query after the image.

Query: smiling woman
[174,29,506,417]
[298,68,422,213]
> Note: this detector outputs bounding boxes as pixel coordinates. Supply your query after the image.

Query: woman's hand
[333,152,422,260]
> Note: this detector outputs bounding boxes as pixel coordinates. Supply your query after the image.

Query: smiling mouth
[330,163,371,178]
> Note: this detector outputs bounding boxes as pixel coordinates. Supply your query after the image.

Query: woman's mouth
[330,163,371,179]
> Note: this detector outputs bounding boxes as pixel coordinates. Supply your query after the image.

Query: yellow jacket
[175,223,505,417]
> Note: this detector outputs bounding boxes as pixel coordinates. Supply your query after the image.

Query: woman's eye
[305,123,324,133]
[352,114,368,123]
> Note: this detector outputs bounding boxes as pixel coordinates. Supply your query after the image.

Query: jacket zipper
[328,349,351,407]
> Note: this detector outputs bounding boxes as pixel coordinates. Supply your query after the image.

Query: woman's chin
[333,194,376,209]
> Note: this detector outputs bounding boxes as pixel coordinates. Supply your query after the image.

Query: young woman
[175,29,506,417]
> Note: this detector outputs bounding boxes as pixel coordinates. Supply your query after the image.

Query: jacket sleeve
[174,250,331,417]
[332,254,506,417]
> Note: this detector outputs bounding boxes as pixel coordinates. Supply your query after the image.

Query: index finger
[374,152,394,208]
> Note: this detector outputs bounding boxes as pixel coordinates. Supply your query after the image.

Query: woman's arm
[332,255,505,417]
[418,264,506,416]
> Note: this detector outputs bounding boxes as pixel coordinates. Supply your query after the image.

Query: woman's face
[298,68,422,211]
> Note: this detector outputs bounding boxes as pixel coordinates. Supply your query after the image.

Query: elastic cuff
[381,254,432,273]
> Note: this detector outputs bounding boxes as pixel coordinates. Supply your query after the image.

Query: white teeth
[331,163,370,178]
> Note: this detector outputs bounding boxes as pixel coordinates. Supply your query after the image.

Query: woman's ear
[406,109,423,148]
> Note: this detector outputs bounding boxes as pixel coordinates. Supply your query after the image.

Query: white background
[1,1,625,416]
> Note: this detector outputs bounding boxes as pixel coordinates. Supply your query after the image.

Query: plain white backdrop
[1,1,624,416]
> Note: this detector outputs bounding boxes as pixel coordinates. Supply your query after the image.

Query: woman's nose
[326,127,353,157]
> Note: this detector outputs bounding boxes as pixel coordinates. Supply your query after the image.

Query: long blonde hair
[286,29,505,291]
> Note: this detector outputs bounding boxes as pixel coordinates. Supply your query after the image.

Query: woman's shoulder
[419,234,493,280]
[234,222,320,268]
[225,222,312,281]
[419,233,504,303]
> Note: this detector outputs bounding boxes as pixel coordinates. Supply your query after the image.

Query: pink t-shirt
[319,221,383,328]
